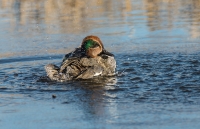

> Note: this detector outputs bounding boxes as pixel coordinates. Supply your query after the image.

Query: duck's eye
[84,40,99,50]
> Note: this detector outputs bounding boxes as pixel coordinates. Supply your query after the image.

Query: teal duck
[45,35,116,82]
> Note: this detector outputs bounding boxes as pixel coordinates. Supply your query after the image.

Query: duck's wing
[45,57,86,81]
[60,57,88,79]
[45,64,69,82]
[75,65,103,79]
[60,57,81,72]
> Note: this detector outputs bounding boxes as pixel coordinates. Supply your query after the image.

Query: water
[1,0,200,128]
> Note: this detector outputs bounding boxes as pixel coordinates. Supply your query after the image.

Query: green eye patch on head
[84,39,99,50]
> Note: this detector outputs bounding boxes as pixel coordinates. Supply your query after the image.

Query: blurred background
[1,0,200,58]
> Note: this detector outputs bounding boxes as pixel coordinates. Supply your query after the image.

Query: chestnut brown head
[81,35,104,58]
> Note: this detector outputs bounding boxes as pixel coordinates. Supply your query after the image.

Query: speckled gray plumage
[45,49,116,82]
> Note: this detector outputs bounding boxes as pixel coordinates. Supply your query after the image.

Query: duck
[45,35,116,82]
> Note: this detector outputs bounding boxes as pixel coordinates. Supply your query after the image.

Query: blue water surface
[0,0,200,129]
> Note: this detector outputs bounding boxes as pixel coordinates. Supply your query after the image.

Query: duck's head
[81,35,104,58]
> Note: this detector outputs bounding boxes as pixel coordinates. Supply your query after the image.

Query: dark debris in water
[52,94,56,99]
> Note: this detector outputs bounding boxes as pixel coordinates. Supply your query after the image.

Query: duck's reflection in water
[71,76,119,121]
